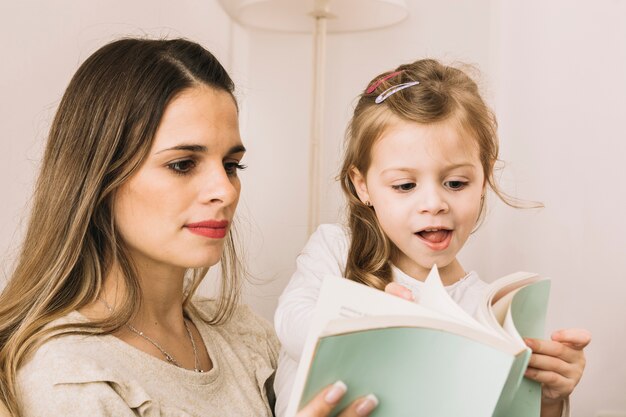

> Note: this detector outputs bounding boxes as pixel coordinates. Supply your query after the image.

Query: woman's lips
[185,220,229,239]
[415,229,452,251]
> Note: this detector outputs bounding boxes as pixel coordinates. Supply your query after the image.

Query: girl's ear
[349,167,371,204]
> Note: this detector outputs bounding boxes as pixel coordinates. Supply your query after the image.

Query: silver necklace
[98,298,204,372]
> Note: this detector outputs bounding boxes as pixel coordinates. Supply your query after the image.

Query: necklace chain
[98,297,204,372]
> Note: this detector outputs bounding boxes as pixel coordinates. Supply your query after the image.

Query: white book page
[475,271,541,340]
[419,265,490,333]
[503,307,526,346]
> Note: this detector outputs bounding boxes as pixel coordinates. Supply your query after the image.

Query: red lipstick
[185,220,229,239]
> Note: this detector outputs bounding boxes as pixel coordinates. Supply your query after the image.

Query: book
[285,265,551,417]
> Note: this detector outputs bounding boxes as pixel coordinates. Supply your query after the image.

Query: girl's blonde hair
[0,38,242,415]
[340,59,517,289]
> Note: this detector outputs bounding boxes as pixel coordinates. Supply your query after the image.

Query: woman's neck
[81,258,188,332]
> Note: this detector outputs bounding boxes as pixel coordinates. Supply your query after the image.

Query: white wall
[1,0,624,415]
[485,1,626,414]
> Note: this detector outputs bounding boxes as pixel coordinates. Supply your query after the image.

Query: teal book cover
[287,267,551,417]
[300,326,518,417]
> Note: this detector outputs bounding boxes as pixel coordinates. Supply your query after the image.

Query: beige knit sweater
[16,298,279,417]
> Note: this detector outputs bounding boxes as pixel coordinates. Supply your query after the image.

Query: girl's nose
[418,184,449,215]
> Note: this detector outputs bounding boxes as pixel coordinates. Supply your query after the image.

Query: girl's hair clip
[375,81,420,104]
[365,70,403,94]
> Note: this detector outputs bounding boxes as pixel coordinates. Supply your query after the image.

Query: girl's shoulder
[312,223,350,242]
[302,223,351,260]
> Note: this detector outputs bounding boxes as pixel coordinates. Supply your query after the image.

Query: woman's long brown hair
[0,38,243,415]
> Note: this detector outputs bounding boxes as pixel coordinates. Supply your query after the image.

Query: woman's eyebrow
[156,144,246,155]
[228,144,247,155]
[156,144,207,154]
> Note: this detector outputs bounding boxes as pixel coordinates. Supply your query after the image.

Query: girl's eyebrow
[156,144,246,155]
[381,163,476,174]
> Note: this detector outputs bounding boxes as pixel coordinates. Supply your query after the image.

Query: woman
[0,38,373,417]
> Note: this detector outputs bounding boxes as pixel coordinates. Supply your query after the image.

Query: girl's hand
[524,328,591,414]
[384,282,414,301]
[296,381,378,417]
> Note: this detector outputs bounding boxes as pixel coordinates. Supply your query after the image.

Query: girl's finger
[527,352,582,379]
[524,338,582,363]
[384,282,414,301]
[550,328,592,350]
[524,366,572,390]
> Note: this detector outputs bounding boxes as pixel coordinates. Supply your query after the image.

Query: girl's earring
[365,200,372,207]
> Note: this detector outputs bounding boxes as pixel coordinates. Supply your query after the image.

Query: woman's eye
[391,182,416,192]
[167,159,196,175]
[224,162,247,176]
[445,180,468,190]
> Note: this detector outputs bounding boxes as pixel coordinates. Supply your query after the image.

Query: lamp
[218,0,408,233]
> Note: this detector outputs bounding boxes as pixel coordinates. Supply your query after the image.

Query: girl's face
[351,117,484,281]
[114,86,245,273]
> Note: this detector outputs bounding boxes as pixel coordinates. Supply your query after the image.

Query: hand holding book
[296,381,378,417]
[525,328,591,417]
[385,281,591,417]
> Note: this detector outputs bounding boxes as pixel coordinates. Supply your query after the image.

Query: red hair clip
[365,70,403,94]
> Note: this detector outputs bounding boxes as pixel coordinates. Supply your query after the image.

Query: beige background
[1,1,625,415]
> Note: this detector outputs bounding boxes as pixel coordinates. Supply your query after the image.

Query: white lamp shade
[218,0,408,33]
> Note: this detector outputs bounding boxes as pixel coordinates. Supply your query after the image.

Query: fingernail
[524,338,534,348]
[356,394,379,416]
[403,290,414,301]
[325,381,347,404]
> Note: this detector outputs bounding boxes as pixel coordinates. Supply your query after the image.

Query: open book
[285,265,551,417]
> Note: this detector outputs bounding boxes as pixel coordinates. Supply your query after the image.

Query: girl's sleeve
[273,224,350,361]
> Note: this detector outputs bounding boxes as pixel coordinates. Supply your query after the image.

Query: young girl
[274,59,590,417]
[0,38,373,417]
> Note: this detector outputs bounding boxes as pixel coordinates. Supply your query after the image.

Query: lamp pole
[308,0,331,234]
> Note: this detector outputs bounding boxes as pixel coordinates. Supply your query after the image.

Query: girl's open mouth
[415,228,452,251]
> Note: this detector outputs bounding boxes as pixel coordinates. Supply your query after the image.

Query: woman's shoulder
[18,313,123,385]
[191,299,270,328]
[19,313,104,373]
[17,316,150,414]
[190,298,279,371]
[191,299,278,348]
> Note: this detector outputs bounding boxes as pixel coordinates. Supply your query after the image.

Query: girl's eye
[167,159,196,175]
[224,162,247,176]
[445,180,468,190]
[391,182,416,192]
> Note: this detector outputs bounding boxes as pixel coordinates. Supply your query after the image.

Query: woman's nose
[199,165,239,206]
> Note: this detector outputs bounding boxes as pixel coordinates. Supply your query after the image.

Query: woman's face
[114,85,245,272]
